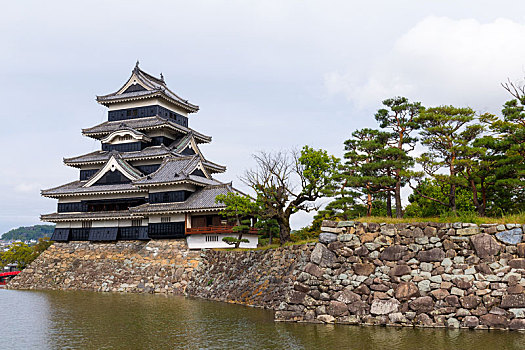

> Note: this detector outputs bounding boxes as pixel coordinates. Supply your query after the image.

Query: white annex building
[43,63,258,249]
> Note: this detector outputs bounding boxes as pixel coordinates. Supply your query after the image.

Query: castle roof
[96,63,199,113]
[130,183,234,214]
[133,155,221,187]
[82,116,211,143]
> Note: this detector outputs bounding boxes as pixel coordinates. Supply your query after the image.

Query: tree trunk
[235,232,243,249]
[449,163,457,214]
[278,218,291,245]
[469,178,483,216]
[386,191,392,217]
[395,178,403,218]
[366,185,372,216]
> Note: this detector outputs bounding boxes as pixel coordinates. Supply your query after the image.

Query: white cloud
[325,16,525,113]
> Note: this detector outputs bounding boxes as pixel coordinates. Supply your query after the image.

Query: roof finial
[160,72,164,82]
[135,60,140,69]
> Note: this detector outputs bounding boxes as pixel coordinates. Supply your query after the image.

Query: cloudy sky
[1,1,525,233]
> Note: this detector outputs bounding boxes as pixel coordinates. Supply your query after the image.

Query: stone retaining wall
[8,240,201,294]
[9,221,525,331]
[276,221,525,330]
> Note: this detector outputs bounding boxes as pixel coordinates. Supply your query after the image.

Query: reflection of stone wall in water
[9,220,525,331]
[276,221,525,331]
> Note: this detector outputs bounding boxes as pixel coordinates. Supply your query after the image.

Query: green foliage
[215,192,256,225]
[0,237,54,270]
[2,242,32,269]
[2,225,55,241]
[215,193,257,248]
[222,236,250,246]
[405,179,476,217]
[242,146,339,244]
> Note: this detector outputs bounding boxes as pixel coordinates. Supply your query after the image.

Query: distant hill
[2,225,55,241]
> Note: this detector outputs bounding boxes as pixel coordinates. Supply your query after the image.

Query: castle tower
[42,63,258,248]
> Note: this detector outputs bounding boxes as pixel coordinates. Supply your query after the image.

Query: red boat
[0,271,20,285]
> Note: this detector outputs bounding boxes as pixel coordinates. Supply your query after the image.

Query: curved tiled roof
[41,180,146,197]
[64,145,176,166]
[130,183,234,214]
[96,64,199,113]
[82,116,211,143]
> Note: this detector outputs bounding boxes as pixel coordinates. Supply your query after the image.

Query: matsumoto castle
[43,63,258,249]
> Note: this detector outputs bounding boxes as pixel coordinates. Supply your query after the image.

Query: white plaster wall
[186,234,258,249]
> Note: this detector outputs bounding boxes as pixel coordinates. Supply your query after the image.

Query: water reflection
[1,289,525,350]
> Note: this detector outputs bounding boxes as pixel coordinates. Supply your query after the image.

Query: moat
[2,289,525,350]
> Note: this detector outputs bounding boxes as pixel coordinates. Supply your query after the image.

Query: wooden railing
[185,225,260,235]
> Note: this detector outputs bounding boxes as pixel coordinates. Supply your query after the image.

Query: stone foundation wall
[8,240,201,294]
[276,221,525,331]
[9,220,525,331]
[186,245,313,309]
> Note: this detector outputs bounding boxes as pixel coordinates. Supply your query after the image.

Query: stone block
[380,245,408,261]
[409,296,434,313]
[337,221,355,228]
[495,228,523,245]
[470,233,501,259]
[510,319,525,330]
[395,282,420,300]
[460,295,481,309]
[462,316,479,328]
[389,264,411,277]
[320,226,343,234]
[319,232,338,244]
[317,314,335,323]
[509,258,525,269]
[336,288,361,304]
[353,263,375,276]
[310,243,336,267]
[304,262,324,278]
[370,298,399,315]
[456,227,480,236]
[328,300,349,317]
[424,226,437,236]
[480,314,509,328]
[417,248,445,262]
[501,294,525,309]
[321,220,338,228]
[518,243,525,258]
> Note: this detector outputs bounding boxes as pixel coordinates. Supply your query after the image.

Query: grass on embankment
[353,212,525,225]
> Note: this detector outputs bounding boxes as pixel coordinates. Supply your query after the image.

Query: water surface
[1,289,524,349]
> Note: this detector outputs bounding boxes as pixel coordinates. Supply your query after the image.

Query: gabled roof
[63,145,176,167]
[96,62,199,113]
[63,139,226,174]
[133,155,221,187]
[101,128,151,144]
[130,183,235,214]
[169,133,227,174]
[83,154,143,187]
[82,116,211,143]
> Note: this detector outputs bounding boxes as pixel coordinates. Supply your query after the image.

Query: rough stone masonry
[276,220,525,331]
[9,220,525,331]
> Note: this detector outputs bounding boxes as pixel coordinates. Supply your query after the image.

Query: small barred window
[205,235,219,242]
[161,217,171,223]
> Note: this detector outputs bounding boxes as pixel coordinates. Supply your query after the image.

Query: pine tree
[375,97,421,217]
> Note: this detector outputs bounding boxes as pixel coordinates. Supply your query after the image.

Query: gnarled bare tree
[242,146,339,244]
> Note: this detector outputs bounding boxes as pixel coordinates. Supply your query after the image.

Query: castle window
[82,221,92,229]
[205,235,219,242]
[132,219,142,227]
[161,217,171,223]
